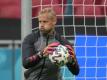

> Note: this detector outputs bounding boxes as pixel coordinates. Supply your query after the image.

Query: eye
[39,21,41,23]
[43,21,48,23]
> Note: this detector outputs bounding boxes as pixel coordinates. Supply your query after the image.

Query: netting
[32,0,107,80]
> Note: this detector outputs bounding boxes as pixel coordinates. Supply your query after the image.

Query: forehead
[38,13,50,20]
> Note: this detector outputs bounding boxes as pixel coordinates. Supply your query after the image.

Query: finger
[43,46,54,53]
[69,50,75,55]
[43,42,59,53]
[47,50,53,54]
[66,45,73,51]
[65,45,75,55]
[69,54,75,59]
[44,48,54,54]
[48,42,60,47]
[47,47,55,51]
[43,51,53,57]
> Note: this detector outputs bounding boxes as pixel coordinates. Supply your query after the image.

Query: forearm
[66,59,80,75]
[23,52,42,69]
[64,44,80,75]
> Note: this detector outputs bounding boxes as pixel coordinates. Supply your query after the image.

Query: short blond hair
[38,8,57,21]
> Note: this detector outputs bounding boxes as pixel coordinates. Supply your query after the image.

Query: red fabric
[84,0,94,4]
[101,0,107,15]
[73,0,84,4]
[48,42,60,47]
[0,0,21,19]
[101,0,107,5]
[32,0,67,18]
[74,0,105,17]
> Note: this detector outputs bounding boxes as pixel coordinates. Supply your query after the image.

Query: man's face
[38,13,56,34]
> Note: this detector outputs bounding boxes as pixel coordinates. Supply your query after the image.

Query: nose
[39,22,44,27]
[39,24,44,29]
[40,26,44,28]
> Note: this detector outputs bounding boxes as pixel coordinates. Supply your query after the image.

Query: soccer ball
[48,44,70,66]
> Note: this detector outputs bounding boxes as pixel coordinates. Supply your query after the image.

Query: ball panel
[49,44,70,66]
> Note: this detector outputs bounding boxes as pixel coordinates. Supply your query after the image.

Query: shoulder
[23,30,40,43]
[25,29,40,38]
[55,32,72,46]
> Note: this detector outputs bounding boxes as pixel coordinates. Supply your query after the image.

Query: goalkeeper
[22,8,79,80]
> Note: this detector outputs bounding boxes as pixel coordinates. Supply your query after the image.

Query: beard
[40,28,54,36]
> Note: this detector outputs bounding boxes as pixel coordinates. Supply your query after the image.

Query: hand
[65,45,74,55]
[43,42,60,57]
[65,45,76,64]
